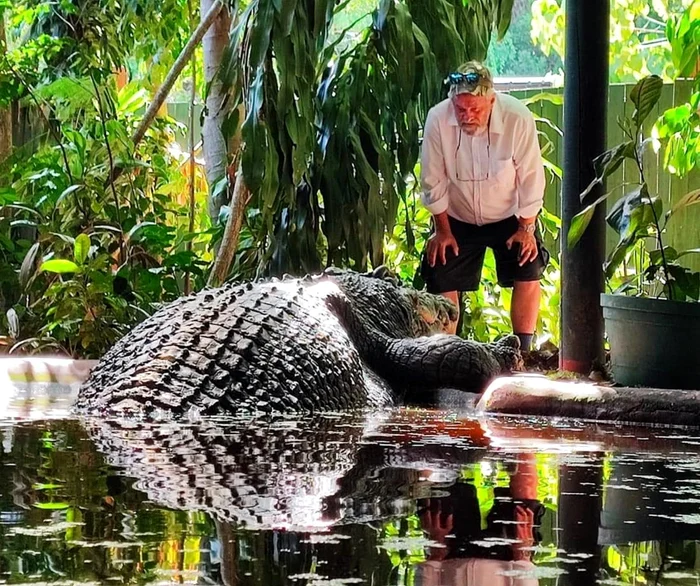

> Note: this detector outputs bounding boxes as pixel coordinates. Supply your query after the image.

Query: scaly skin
[75,268,521,417]
[81,413,485,529]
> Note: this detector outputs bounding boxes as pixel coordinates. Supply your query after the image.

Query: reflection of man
[419,61,548,351]
[415,454,543,586]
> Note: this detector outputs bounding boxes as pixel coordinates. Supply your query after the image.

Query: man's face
[452,93,495,135]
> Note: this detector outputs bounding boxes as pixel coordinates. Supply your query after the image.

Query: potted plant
[568,73,700,389]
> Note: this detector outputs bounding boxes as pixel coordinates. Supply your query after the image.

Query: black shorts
[420,215,550,293]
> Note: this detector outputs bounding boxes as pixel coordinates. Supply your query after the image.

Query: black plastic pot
[600,294,700,390]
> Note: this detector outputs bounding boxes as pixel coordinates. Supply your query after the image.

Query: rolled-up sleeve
[420,108,450,215]
[513,112,545,219]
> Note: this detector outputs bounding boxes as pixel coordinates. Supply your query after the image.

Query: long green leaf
[522,92,564,107]
[3,204,42,218]
[242,70,266,194]
[249,1,274,71]
[649,246,679,265]
[55,184,82,208]
[33,502,71,510]
[126,222,157,241]
[629,75,663,130]
[277,0,297,36]
[40,259,81,274]
[74,233,91,265]
[677,248,700,259]
[581,141,635,200]
[567,190,615,249]
[20,243,41,289]
[604,238,637,279]
[667,188,700,220]
[496,0,515,40]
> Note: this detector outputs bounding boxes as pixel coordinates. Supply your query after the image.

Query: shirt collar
[447,93,505,135]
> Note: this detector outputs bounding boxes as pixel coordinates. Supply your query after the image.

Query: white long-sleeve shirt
[415,557,540,586]
[420,93,545,226]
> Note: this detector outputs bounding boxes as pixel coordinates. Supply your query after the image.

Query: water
[2,383,700,585]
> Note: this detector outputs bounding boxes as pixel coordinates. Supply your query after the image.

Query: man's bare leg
[439,290,460,335]
[511,280,541,350]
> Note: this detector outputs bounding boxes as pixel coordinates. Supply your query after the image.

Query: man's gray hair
[447,60,494,98]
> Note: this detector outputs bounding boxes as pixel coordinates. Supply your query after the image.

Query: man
[414,453,543,586]
[419,61,549,352]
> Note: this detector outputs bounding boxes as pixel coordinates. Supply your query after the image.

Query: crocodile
[79,412,487,530]
[75,267,522,417]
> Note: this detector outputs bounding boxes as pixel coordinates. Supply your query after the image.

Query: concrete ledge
[477,374,700,428]
[0,357,97,385]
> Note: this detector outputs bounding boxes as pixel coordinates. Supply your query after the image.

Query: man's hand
[427,231,459,267]
[418,498,454,561]
[506,228,538,266]
[512,504,535,561]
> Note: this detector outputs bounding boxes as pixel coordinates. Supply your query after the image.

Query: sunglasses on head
[445,71,482,86]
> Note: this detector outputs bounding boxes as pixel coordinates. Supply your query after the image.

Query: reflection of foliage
[461,456,559,530]
[0,422,218,584]
[381,515,428,585]
[602,541,700,584]
[531,0,697,82]
[4,422,700,585]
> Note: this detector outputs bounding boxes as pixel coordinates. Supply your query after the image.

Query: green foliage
[653,1,700,177]
[568,75,700,302]
[0,82,211,357]
[486,0,562,76]
[223,0,516,278]
[0,0,213,357]
[531,0,696,82]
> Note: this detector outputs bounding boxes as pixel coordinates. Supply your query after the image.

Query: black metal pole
[558,458,604,585]
[560,0,610,374]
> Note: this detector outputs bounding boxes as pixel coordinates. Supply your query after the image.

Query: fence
[510,80,700,271]
[12,81,698,271]
[166,80,699,269]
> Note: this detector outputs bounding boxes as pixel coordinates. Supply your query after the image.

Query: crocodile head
[407,288,458,335]
[324,266,458,338]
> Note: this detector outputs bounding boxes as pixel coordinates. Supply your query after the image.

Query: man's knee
[513,280,540,293]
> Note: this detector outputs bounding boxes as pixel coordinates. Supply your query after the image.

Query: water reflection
[414,453,545,585]
[2,401,700,584]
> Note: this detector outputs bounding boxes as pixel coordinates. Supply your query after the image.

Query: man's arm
[420,108,451,217]
[420,107,459,266]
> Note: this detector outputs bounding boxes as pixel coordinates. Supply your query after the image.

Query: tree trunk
[215,520,238,586]
[201,0,232,224]
[130,0,224,148]
[207,167,249,288]
[0,14,12,163]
